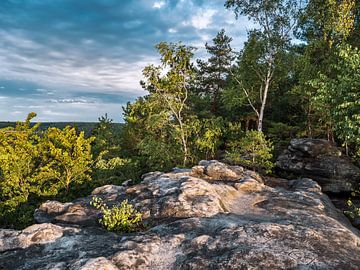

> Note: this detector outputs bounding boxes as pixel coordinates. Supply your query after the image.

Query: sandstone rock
[0,223,77,252]
[199,160,243,180]
[277,138,360,193]
[34,200,100,227]
[2,161,360,269]
[79,257,118,270]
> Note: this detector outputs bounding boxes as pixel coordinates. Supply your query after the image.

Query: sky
[0,0,252,122]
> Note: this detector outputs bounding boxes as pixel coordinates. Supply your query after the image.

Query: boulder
[276,138,360,193]
[196,160,245,181]
[1,161,360,269]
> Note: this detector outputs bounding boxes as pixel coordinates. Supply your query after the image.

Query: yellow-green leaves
[0,113,95,228]
[41,126,94,194]
[90,196,142,233]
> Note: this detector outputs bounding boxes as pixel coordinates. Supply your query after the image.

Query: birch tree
[141,42,196,166]
[225,0,305,131]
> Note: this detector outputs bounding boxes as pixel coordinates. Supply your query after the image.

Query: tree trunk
[177,118,188,167]
[258,75,271,132]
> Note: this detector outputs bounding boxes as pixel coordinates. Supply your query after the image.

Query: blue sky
[0,0,251,122]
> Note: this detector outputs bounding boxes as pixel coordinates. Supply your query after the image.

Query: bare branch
[230,69,259,117]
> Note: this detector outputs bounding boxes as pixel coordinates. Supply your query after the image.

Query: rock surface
[276,138,360,193]
[1,161,360,269]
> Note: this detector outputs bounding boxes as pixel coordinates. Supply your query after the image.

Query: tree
[91,114,139,186]
[225,130,274,174]
[40,126,95,195]
[141,42,196,166]
[122,94,184,171]
[91,113,120,158]
[0,113,42,223]
[197,29,235,115]
[294,0,357,139]
[311,45,360,153]
[225,0,305,131]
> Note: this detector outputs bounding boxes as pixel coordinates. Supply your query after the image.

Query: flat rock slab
[1,161,360,269]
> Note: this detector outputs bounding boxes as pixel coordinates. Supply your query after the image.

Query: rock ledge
[1,160,360,270]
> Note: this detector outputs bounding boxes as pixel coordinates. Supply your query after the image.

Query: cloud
[153,1,166,9]
[191,9,217,30]
[0,0,252,122]
[49,99,95,104]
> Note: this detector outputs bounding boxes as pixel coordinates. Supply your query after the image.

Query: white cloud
[0,30,153,95]
[0,95,128,122]
[153,1,165,9]
[191,9,217,30]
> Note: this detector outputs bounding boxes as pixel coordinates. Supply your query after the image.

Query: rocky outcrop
[276,138,360,193]
[1,161,360,270]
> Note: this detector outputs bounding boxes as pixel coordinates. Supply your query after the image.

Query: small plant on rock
[90,196,142,233]
[345,187,360,219]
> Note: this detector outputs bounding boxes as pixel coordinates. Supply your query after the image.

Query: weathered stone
[2,161,360,269]
[277,138,360,193]
[34,200,100,226]
[289,138,342,157]
[79,257,118,270]
[235,177,264,192]
[0,223,77,252]
[197,160,245,181]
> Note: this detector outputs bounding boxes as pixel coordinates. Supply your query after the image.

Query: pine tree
[197,29,235,115]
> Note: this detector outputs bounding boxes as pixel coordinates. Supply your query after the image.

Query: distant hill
[0,122,123,137]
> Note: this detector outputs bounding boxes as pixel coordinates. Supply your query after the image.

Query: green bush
[91,114,143,186]
[0,113,95,228]
[225,130,274,174]
[91,196,142,233]
[40,126,95,196]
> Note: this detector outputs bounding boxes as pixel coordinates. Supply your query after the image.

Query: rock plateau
[1,160,360,270]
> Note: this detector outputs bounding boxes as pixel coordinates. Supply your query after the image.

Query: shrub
[0,113,43,227]
[0,113,95,228]
[90,196,142,233]
[193,117,223,160]
[40,126,95,196]
[225,130,274,174]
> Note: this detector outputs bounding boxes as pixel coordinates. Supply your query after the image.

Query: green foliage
[3,0,360,231]
[0,113,95,228]
[225,0,306,131]
[311,45,360,149]
[40,126,95,195]
[345,187,360,220]
[196,29,235,115]
[0,113,41,222]
[294,0,358,138]
[122,96,184,171]
[91,114,140,186]
[92,113,121,158]
[91,196,142,233]
[141,42,196,167]
[193,117,224,160]
[226,130,274,174]
[298,0,356,45]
